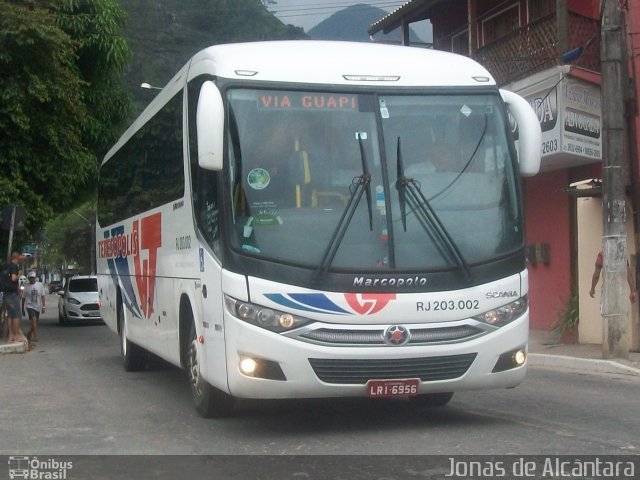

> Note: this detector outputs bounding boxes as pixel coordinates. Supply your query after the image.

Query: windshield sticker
[250,211,283,226]
[376,185,385,208]
[247,168,270,190]
[460,105,472,117]
[379,98,389,118]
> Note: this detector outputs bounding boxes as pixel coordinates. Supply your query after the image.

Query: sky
[270,0,408,33]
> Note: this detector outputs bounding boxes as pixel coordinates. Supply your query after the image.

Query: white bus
[97,41,541,417]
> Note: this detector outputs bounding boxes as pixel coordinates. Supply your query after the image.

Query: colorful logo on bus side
[99,212,162,320]
[264,293,396,316]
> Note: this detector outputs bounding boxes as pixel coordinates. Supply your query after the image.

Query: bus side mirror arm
[500,89,541,177]
[197,81,224,171]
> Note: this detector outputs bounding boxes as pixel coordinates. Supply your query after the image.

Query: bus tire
[409,392,453,407]
[186,320,234,418]
[119,299,146,372]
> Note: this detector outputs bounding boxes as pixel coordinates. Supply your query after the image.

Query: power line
[119,1,406,23]
[271,1,406,20]
[271,0,405,13]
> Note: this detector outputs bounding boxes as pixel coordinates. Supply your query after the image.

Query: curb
[0,339,28,354]
[0,330,29,355]
[529,352,640,376]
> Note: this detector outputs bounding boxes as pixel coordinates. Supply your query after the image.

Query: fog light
[238,355,287,381]
[239,357,257,375]
[492,347,527,372]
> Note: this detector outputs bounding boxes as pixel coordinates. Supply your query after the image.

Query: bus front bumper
[209,313,529,400]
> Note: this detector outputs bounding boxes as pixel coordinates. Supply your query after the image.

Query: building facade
[370,0,640,348]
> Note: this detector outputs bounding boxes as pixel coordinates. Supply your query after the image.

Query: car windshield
[69,278,98,293]
[224,88,521,272]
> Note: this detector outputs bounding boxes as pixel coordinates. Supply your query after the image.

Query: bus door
[196,246,228,390]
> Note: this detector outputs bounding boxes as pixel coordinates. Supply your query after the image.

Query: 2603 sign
[542,139,558,154]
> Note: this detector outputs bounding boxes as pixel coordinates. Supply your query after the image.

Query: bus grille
[308,353,477,384]
[299,325,484,346]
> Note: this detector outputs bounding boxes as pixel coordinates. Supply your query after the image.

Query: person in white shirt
[22,271,45,343]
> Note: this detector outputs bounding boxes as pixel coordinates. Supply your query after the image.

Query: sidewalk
[2,324,640,376]
[527,328,640,376]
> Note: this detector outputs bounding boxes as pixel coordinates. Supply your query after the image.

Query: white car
[58,275,102,325]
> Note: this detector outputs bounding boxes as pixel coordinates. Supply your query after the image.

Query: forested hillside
[308,4,423,43]
[119,0,307,115]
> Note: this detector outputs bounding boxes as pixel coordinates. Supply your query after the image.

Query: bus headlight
[225,295,311,333]
[473,296,528,327]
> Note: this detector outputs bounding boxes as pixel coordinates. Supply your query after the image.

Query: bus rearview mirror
[500,89,541,177]
[197,81,224,171]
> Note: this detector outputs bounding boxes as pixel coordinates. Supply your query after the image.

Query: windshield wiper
[229,107,245,214]
[395,137,471,281]
[396,137,409,232]
[313,134,373,285]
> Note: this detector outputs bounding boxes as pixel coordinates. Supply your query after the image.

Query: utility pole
[5,205,16,262]
[3,205,26,262]
[601,0,630,359]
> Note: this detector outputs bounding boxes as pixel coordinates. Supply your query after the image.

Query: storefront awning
[504,65,601,172]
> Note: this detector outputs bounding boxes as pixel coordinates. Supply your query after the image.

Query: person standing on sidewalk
[2,252,23,343]
[22,271,45,343]
[589,250,637,303]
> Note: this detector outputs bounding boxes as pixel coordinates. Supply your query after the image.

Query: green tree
[0,0,131,252]
[122,0,307,115]
[42,200,95,274]
[37,0,307,263]
[57,0,131,157]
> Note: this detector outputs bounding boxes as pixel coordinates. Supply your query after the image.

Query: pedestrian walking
[2,252,24,343]
[22,271,45,343]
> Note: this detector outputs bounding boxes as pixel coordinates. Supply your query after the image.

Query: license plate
[86,311,101,317]
[367,378,420,398]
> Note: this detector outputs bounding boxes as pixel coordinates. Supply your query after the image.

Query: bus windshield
[226,88,522,272]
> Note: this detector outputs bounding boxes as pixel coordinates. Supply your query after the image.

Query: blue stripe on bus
[265,293,350,315]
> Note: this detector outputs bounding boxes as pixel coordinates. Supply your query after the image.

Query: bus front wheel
[119,299,146,372]
[186,321,234,418]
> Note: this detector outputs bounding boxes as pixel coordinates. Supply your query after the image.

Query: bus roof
[187,40,496,87]
[104,41,497,163]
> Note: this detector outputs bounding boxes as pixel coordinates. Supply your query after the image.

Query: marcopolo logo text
[352,275,427,288]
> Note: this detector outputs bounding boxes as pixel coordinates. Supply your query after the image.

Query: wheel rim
[188,338,204,398]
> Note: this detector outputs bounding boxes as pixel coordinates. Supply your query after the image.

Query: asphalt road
[2,296,639,461]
